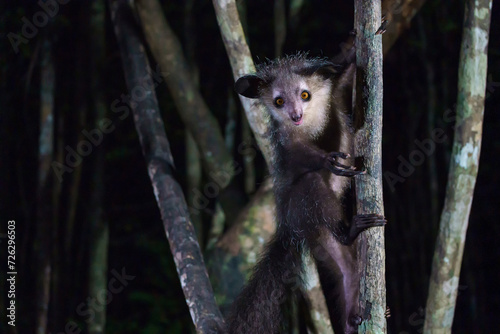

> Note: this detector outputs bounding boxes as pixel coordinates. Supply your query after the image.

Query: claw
[328,151,350,160]
[327,166,364,177]
[331,160,356,170]
[326,152,360,176]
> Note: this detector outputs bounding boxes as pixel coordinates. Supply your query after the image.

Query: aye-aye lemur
[227,53,386,334]
[228,53,386,334]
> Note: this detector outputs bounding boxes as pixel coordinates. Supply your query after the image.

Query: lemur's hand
[325,152,365,176]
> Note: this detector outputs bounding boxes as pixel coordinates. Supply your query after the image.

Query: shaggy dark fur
[229,54,385,334]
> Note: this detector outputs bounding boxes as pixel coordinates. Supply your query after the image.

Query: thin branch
[424,0,492,332]
[212,0,273,167]
[109,1,224,332]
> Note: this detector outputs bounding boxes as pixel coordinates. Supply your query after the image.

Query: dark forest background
[1,0,499,333]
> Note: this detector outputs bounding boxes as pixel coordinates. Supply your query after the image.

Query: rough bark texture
[109,1,224,333]
[424,1,492,333]
[354,1,386,333]
[303,253,334,334]
[212,0,273,166]
[135,0,233,188]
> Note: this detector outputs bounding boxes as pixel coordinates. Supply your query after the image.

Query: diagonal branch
[109,1,224,333]
[135,0,233,188]
[211,0,274,166]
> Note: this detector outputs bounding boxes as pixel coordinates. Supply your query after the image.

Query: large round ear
[296,61,342,78]
[234,75,263,98]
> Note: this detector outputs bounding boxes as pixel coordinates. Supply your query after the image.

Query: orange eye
[301,91,310,100]
[275,98,284,106]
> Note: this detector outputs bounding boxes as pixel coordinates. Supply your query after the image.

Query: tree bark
[354,1,386,333]
[207,179,275,311]
[212,0,274,167]
[135,0,233,189]
[424,1,492,333]
[303,253,334,334]
[109,1,224,333]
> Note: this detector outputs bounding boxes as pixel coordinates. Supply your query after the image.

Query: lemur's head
[235,53,353,139]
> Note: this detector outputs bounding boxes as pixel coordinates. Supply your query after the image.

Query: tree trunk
[109,1,224,332]
[35,37,55,334]
[87,1,109,333]
[354,1,386,333]
[424,1,492,332]
[135,0,232,189]
[212,0,274,166]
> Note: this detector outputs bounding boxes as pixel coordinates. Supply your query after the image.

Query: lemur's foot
[354,214,387,229]
[347,214,386,241]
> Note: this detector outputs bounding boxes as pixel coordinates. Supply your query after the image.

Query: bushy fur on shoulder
[254,52,342,83]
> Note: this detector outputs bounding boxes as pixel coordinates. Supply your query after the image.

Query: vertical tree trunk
[274,0,286,57]
[424,1,492,333]
[182,0,203,244]
[35,37,55,334]
[87,1,109,333]
[354,1,386,333]
[288,0,305,30]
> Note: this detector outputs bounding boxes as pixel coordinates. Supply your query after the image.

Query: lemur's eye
[301,91,310,101]
[275,97,285,107]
